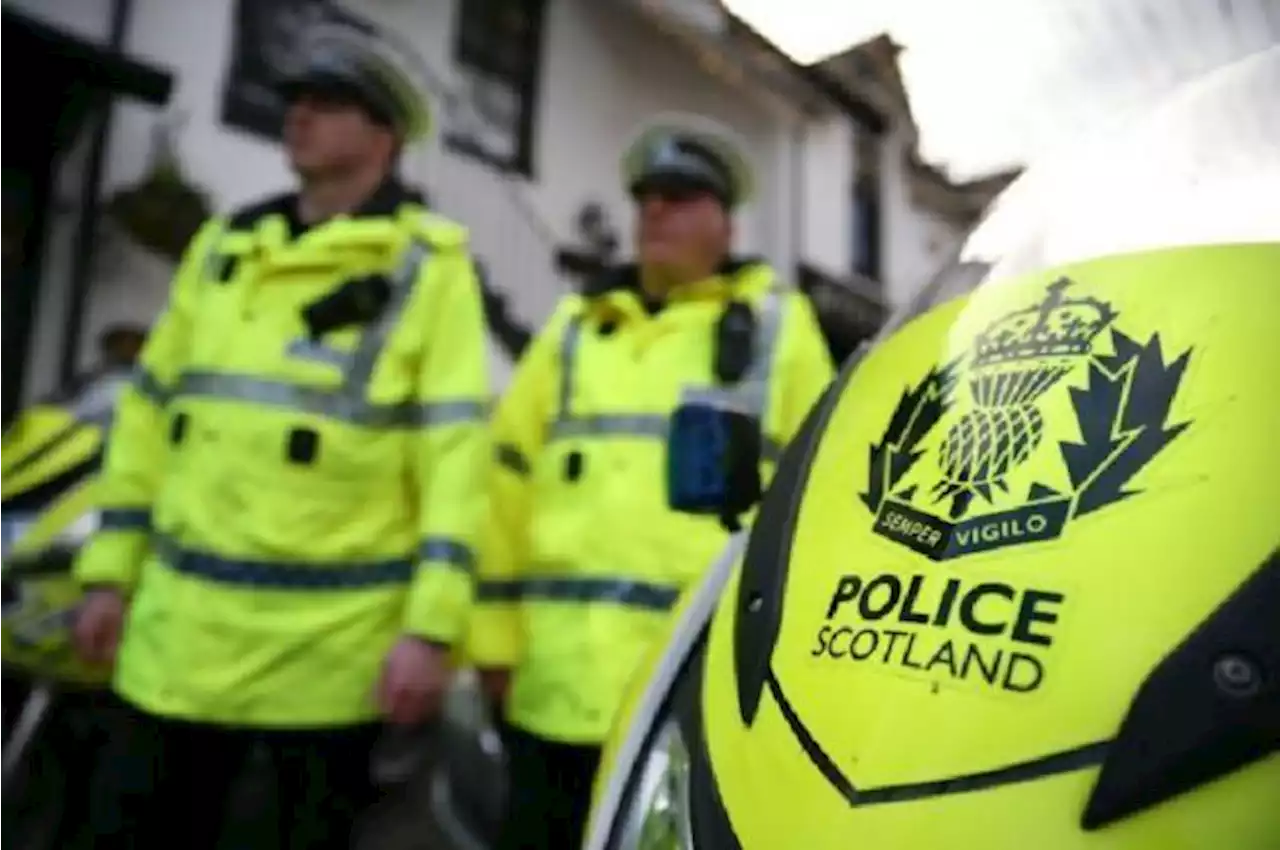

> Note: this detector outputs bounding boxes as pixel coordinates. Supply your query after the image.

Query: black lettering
[933,578,961,626]
[958,582,1015,636]
[1012,590,1065,647]
[899,575,930,624]
[830,626,859,658]
[924,640,959,677]
[960,643,1003,685]
[826,576,862,619]
[818,577,1060,697]
[1002,652,1044,692]
[810,625,833,657]
[858,575,902,620]
[901,632,925,669]
[849,628,880,660]
[880,629,909,663]
[829,627,853,658]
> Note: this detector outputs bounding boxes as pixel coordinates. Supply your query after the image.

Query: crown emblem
[648,137,683,168]
[972,278,1116,370]
[861,273,1193,564]
[928,278,1120,519]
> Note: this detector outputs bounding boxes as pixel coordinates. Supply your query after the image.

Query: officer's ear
[717,208,734,254]
[362,118,398,174]
[380,132,402,174]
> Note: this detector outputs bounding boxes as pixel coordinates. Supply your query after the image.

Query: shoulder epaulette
[403,207,469,250]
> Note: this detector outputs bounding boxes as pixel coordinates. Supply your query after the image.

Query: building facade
[11,0,1009,403]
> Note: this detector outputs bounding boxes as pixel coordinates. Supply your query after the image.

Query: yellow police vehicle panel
[701,242,1279,848]
[2,482,108,686]
[3,388,117,687]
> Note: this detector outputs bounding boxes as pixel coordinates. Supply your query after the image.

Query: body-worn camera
[301,274,393,339]
[666,300,765,531]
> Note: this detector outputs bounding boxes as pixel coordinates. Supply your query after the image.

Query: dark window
[796,263,886,365]
[852,174,882,281]
[447,0,547,177]
[852,129,883,282]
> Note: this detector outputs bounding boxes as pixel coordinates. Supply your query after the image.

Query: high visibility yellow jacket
[468,260,834,744]
[74,182,491,727]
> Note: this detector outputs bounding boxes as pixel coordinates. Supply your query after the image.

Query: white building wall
[881,129,969,306]
[13,0,956,401]
[797,117,856,278]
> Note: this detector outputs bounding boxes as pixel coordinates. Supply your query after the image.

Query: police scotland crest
[862,278,1193,561]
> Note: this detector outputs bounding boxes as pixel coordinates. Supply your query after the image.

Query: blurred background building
[4,0,1014,427]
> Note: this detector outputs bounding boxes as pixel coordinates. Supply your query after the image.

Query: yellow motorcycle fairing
[3,399,113,687]
[701,242,1280,849]
[2,403,102,503]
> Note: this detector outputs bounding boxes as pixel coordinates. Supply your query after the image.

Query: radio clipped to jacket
[301,274,394,339]
[667,300,765,532]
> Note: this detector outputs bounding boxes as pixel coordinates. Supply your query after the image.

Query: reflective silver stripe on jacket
[551,290,786,454]
[100,508,152,532]
[162,241,485,429]
[344,241,429,394]
[735,288,784,415]
[150,533,475,590]
[132,367,172,406]
[284,338,352,370]
[477,575,679,612]
[419,537,476,574]
[558,315,584,416]
[172,372,485,429]
[550,413,667,440]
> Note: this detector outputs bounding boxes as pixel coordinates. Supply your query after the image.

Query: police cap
[277,25,431,141]
[622,117,755,209]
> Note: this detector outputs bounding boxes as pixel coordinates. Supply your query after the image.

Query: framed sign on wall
[445,0,548,177]
[219,0,375,141]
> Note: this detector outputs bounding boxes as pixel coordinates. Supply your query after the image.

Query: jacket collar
[273,178,425,236]
[227,178,429,238]
[582,256,769,300]
[347,178,425,218]
[581,257,774,324]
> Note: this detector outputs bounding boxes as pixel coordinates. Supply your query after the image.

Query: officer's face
[635,186,730,277]
[100,331,145,367]
[283,93,395,179]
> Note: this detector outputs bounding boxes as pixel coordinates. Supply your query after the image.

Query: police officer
[469,117,835,850]
[72,27,490,849]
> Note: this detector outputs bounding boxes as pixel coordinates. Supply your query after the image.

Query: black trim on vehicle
[733,352,859,725]
[680,635,744,850]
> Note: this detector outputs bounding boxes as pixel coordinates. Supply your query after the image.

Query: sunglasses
[632,180,726,207]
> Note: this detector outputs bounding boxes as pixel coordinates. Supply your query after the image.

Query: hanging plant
[106,111,212,263]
